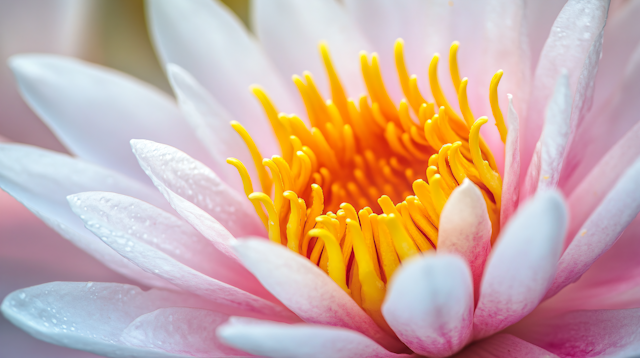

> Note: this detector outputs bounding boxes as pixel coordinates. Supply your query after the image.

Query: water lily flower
[2,0,640,357]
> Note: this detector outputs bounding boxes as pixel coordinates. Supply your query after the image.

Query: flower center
[227,39,505,329]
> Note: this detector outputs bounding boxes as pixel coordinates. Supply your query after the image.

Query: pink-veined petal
[131,139,264,238]
[121,307,247,357]
[0,143,174,289]
[546,157,640,299]
[473,190,567,339]
[146,0,301,157]
[232,238,406,353]
[382,254,473,357]
[438,180,491,302]
[501,94,521,225]
[1,282,214,357]
[217,317,412,358]
[453,334,558,358]
[10,54,212,183]
[514,308,640,358]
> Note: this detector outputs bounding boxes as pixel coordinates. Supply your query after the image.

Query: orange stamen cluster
[227,39,506,329]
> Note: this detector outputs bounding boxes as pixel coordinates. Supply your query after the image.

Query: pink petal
[9,54,212,183]
[514,308,640,358]
[166,64,255,194]
[588,1,640,115]
[146,0,301,157]
[565,119,640,241]
[453,334,558,358]
[67,191,268,299]
[438,180,492,302]
[560,46,640,195]
[121,307,247,357]
[254,0,371,100]
[232,238,406,353]
[69,194,294,321]
[217,317,412,358]
[521,0,609,182]
[521,72,571,201]
[382,254,473,357]
[0,0,91,152]
[0,143,174,289]
[131,139,265,238]
[546,157,640,299]
[501,94,521,226]
[343,0,450,102]
[1,282,214,357]
[473,190,567,339]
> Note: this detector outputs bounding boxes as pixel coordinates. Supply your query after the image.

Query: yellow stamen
[490,70,508,143]
[248,192,280,244]
[231,121,272,194]
[309,228,350,294]
[226,158,268,227]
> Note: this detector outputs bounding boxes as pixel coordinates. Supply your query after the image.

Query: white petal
[382,254,473,357]
[501,94,521,225]
[546,157,640,299]
[70,194,293,321]
[473,190,567,339]
[217,317,411,358]
[438,180,492,302]
[67,191,265,297]
[147,0,301,157]
[0,143,174,289]
[121,307,246,357]
[1,282,213,357]
[166,64,254,193]
[232,238,405,353]
[131,139,264,239]
[9,55,212,183]
[521,0,609,181]
[254,0,370,99]
[0,0,92,151]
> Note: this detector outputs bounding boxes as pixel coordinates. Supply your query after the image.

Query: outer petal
[521,72,571,200]
[473,190,568,339]
[70,194,293,321]
[10,55,211,183]
[1,282,213,357]
[521,0,609,181]
[546,157,640,299]
[382,254,473,357]
[453,334,558,358]
[166,64,254,193]
[67,191,266,298]
[0,0,92,152]
[514,309,640,358]
[131,139,264,238]
[0,143,173,289]
[438,180,491,302]
[146,0,300,157]
[500,94,521,225]
[121,307,247,357]
[217,317,412,358]
[254,0,370,100]
[232,238,406,353]
[561,45,640,194]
